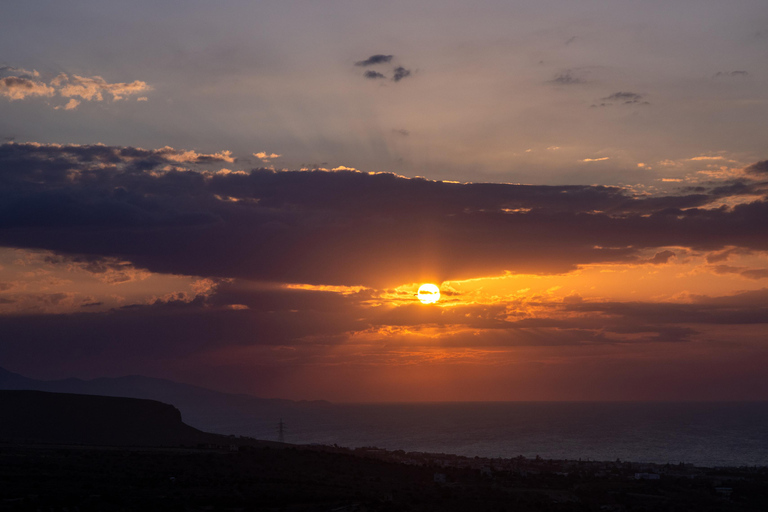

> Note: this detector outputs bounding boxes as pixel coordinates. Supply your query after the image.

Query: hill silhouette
[0,367,329,435]
[0,390,230,447]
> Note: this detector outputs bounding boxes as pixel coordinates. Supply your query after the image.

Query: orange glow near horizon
[6,245,768,401]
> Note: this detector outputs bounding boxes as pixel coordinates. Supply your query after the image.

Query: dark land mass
[2,443,767,511]
[1,390,767,511]
[0,367,329,435]
[0,390,237,448]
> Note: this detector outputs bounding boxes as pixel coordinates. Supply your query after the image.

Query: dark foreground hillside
[0,390,227,447]
[1,444,767,512]
[1,390,767,511]
[0,366,330,435]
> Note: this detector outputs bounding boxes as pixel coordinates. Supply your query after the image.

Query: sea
[228,402,768,468]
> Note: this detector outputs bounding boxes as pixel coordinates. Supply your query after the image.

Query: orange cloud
[253,152,281,161]
[0,68,150,109]
[53,73,151,102]
[0,76,55,100]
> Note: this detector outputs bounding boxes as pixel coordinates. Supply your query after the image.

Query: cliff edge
[0,390,225,447]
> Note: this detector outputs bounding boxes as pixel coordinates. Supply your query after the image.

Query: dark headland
[1,390,767,511]
[0,390,237,448]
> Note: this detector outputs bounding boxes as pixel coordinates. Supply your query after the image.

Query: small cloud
[0,76,55,100]
[603,92,642,102]
[546,146,560,151]
[551,70,581,85]
[714,71,749,77]
[54,98,80,111]
[706,247,747,264]
[392,67,411,82]
[215,169,246,177]
[53,73,150,102]
[137,96,148,101]
[364,70,386,80]
[646,250,676,265]
[254,152,281,161]
[355,54,393,67]
[354,56,413,83]
[581,157,610,162]
[0,66,39,79]
[392,129,410,137]
[689,155,724,161]
[565,36,577,45]
[600,91,648,105]
[144,147,234,164]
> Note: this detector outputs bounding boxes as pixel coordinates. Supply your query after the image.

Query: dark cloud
[363,70,386,80]
[710,264,768,280]
[392,67,411,82]
[745,160,768,175]
[0,67,39,80]
[0,67,27,74]
[742,269,768,279]
[603,92,643,102]
[551,71,581,85]
[353,56,411,83]
[645,250,675,265]
[392,129,410,137]
[0,283,381,377]
[598,92,649,106]
[355,54,393,67]
[363,299,700,346]
[714,71,749,77]
[565,289,768,327]
[0,142,767,288]
[706,247,750,263]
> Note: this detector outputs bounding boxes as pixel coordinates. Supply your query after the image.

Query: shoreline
[2,441,766,510]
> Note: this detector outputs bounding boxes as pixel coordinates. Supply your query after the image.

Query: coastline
[2,441,766,511]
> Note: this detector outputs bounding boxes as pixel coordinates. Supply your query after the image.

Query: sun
[417,283,440,304]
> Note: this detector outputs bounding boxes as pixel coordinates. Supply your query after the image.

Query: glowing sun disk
[417,283,440,304]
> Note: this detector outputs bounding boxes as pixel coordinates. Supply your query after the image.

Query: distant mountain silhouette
[0,390,230,446]
[0,367,330,435]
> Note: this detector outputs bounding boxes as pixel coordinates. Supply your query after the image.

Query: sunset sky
[2,0,768,401]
